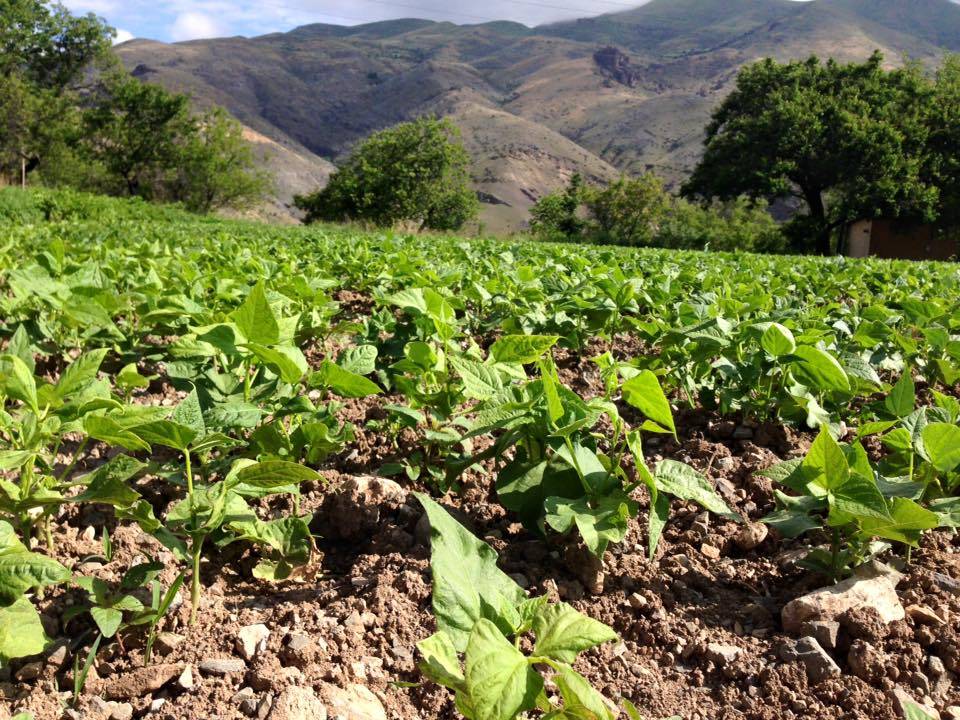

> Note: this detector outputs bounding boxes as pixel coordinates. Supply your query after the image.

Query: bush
[0,187,204,224]
[295,117,478,231]
[528,174,788,253]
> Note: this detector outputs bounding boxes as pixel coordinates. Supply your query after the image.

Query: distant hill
[115,0,960,231]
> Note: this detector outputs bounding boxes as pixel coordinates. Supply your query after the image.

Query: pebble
[237,624,271,660]
[177,665,195,690]
[704,643,742,667]
[268,685,327,720]
[320,683,385,720]
[155,632,186,655]
[628,593,649,610]
[700,543,721,560]
[932,573,960,596]
[110,703,134,720]
[199,658,247,676]
[907,605,944,626]
[149,698,166,713]
[15,662,42,682]
[735,523,769,551]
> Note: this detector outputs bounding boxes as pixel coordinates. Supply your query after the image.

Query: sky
[62,0,644,44]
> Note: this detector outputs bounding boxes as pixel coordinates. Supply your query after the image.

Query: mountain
[115,0,960,231]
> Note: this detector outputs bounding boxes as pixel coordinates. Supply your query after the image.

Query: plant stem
[184,451,194,501]
[190,535,205,626]
[57,437,90,484]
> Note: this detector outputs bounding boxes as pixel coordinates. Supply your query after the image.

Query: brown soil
[8,334,960,720]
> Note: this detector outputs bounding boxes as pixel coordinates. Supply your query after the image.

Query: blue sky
[62,0,641,43]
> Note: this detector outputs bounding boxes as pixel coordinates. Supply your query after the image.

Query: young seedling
[415,493,621,720]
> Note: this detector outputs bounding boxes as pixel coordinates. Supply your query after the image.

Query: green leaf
[232,281,280,345]
[84,415,152,453]
[338,345,378,375]
[0,522,70,605]
[654,460,736,519]
[0,597,49,662]
[72,455,147,508]
[802,428,848,492]
[0,354,38,412]
[246,343,308,384]
[531,602,617,664]
[90,606,124,638]
[791,346,850,392]
[902,702,939,720]
[490,335,559,364]
[921,423,960,473]
[544,495,634,557]
[830,474,889,524]
[760,323,796,358]
[234,460,319,490]
[885,373,916,418]
[415,494,526,652]
[554,663,615,720]
[621,371,676,437]
[417,631,465,690]
[116,363,152,392]
[171,387,206,437]
[56,349,108,399]
[310,360,381,398]
[929,497,960,528]
[450,357,504,401]
[648,493,670,560]
[858,498,939,546]
[132,420,198,452]
[464,619,543,720]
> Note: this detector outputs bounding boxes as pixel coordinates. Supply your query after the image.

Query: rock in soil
[779,636,841,683]
[735,522,769,551]
[268,686,328,720]
[319,683,386,720]
[237,623,271,660]
[322,476,407,540]
[198,658,247,676]
[800,620,840,650]
[781,561,905,634]
[889,686,940,719]
[99,663,183,700]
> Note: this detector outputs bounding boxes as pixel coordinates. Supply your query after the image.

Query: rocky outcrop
[593,46,640,87]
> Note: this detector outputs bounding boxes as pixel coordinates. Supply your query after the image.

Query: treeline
[297,52,960,256]
[528,174,785,253]
[0,1,269,213]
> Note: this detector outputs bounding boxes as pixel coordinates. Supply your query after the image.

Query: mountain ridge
[116,0,960,230]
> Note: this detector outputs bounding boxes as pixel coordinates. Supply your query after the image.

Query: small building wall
[847,219,872,258]
[845,219,958,261]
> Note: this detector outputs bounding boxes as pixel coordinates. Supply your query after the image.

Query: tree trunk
[20,155,26,189]
[803,187,832,256]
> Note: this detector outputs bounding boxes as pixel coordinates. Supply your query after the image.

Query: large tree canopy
[295,117,478,232]
[0,0,114,92]
[682,52,939,254]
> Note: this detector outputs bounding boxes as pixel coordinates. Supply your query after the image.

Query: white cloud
[113,28,134,44]
[170,11,225,41]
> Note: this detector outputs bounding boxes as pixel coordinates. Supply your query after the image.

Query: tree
[0,1,114,93]
[929,55,960,228]
[295,117,478,231]
[682,52,939,254]
[529,173,587,242]
[82,72,193,198]
[587,175,670,246]
[170,108,271,213]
